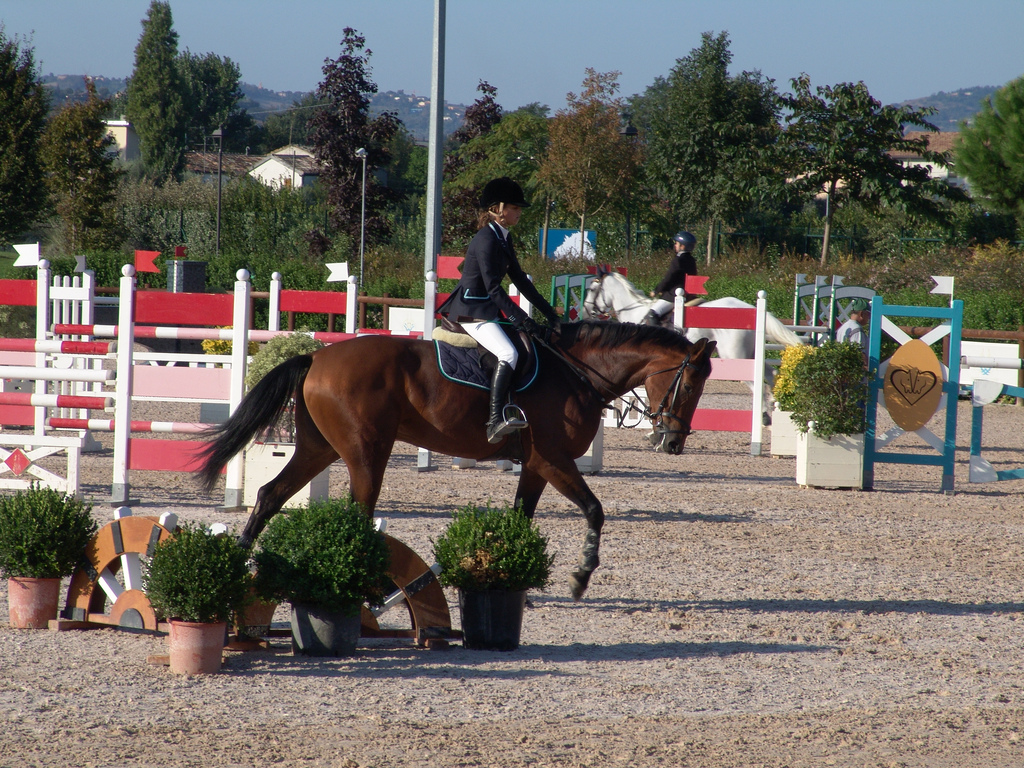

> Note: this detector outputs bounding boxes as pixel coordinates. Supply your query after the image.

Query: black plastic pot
[458,589,527,651]
[290,603,362,656]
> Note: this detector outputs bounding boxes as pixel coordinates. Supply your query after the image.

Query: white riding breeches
[651,298,673,317]
[461,320,518,368]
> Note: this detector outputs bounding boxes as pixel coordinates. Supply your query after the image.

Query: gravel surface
[3,384,1024,767]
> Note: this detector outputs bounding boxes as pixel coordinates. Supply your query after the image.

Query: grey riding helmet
[673,231,696,251]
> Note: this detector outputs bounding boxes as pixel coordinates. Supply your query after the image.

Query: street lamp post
[212,127,223,257]
[355,147,368,288]
[619,113,638,261]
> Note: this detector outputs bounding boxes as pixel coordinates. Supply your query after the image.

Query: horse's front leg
[519,464,604,600]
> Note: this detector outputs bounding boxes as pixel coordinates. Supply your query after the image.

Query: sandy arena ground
[3,383,1024,767]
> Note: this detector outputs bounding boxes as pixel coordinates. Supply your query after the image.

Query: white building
[248,145,321,188]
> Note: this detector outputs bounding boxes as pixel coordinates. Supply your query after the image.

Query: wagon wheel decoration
[360,532,457,648]
[62,510,178,632]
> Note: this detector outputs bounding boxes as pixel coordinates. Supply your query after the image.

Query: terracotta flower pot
[7,577,61,629]
[168,620,227,675]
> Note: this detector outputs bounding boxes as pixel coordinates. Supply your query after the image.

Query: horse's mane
[557,320,695,353]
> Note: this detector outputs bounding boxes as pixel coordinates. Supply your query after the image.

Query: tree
[308,28,401,254]
[782,75,963,265]
[538,69,641,252]
[40,79,124,252]
[448,108,550,251]
[126,1,189,182]
[0,26,49,246]
[639,31,780,262]
[441,81,503,247]
[177,50,255,153]
[955,77,1024,226]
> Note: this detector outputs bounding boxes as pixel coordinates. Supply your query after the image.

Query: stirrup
[486,404,528,443]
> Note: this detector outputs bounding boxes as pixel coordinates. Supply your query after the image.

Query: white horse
[580,269,805,420]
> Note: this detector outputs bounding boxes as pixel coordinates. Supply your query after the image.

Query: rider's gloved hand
[517,317,542,336]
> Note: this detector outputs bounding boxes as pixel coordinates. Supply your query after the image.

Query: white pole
[268,271,282,331]
[223,269,251,509]
[751,291,768,457]
[110,265,136,505]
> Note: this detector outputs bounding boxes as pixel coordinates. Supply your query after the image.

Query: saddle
[433,317,539,392]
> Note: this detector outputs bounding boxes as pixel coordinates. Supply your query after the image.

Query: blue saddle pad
[434,340,539,392]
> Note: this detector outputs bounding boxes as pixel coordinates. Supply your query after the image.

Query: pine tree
[40,79,124,252]
[955,77,1024,227]
[0,26,49,246]
[126,1,188,182]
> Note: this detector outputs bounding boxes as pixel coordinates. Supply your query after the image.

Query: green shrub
[789,340,869,440]
[142,523,251,624]
[432,503,553,592]
[245,332,324,391]
[0,487,98,579]
[252,497,391,616]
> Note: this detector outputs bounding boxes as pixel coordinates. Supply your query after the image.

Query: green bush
[789,340,869,440]
[142,523,251,624]
[245,332,324,391]
[432,503,553,592]
[0,487,98,579]
[252,497,391,616]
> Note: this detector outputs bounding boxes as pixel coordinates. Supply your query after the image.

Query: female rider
[438,177,561,444]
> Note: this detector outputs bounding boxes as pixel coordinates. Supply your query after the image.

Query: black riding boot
[486,361,527,444]
[644,309,662,326]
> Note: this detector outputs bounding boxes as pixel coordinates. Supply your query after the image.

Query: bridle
[643,353,708,442]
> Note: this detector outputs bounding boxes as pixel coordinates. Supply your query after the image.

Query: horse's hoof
[569,570,591,600]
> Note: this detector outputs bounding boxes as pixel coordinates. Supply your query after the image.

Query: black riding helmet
[479,177,531,209]
[673,231,696,252]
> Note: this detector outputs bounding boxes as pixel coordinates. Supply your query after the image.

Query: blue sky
[4,0,1023,111]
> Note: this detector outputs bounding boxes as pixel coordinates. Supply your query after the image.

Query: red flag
[134,250,160,273]
[174,245,187,258]
[685,275,709,295]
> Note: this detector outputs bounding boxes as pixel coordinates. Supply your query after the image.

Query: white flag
[12,242,40,267]
[326,262,349,283]
[930,276,954,295]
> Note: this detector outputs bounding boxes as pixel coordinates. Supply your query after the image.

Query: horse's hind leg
[238,440,338,547]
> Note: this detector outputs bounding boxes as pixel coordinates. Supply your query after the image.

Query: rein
[534,331,704,436]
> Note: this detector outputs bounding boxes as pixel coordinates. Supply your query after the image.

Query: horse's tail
[765,312,805,347]
[197,354,314,494]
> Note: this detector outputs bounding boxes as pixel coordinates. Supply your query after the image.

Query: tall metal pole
[213,127,223,257]
[356,148,367,288]
[423,0,446,284]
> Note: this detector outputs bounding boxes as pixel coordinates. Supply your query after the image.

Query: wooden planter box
[244,442,330,508]
[795,428,864,489]
[770,405,800,458]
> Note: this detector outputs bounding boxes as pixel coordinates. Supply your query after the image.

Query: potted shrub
[432,502,554,651]
[243,333,329,508]
[252,496,391,657]
[143,523,251,674]
[771,344,814,458]
[789,340,870,489]
[0,486,97,629]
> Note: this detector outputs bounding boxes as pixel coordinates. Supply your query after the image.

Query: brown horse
[198,321,716,599]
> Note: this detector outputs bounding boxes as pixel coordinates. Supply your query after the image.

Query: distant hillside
[42,72,1001,137]
[899,85,999,130]
[39,74,465,140]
